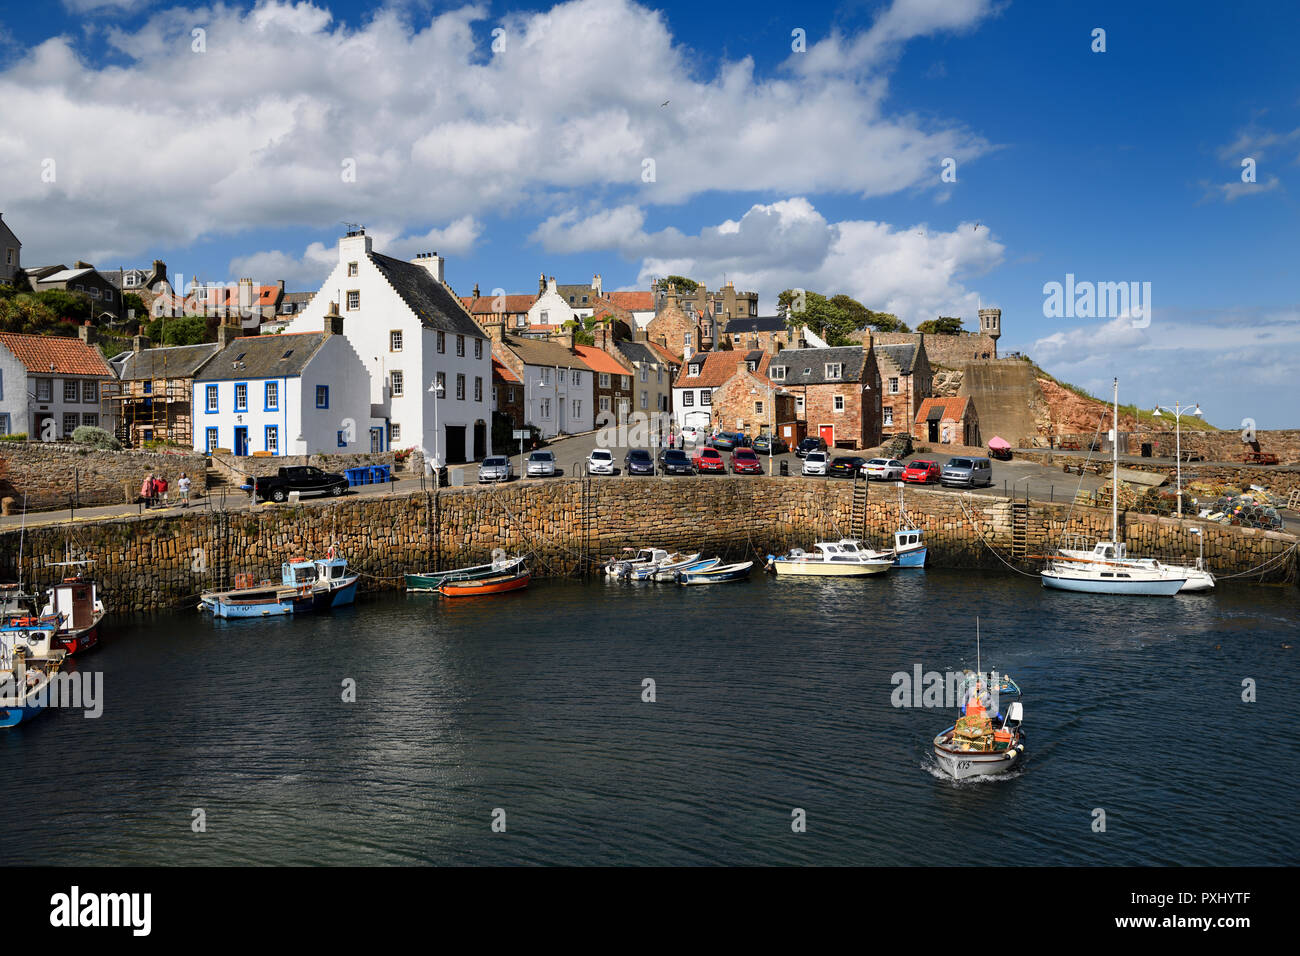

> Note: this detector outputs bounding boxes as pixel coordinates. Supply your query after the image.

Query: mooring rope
[958,494,1040,578]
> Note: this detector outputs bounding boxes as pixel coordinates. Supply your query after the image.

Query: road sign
[513,429,530,439]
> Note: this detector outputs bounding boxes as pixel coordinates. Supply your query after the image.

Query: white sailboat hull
[1041,569,1186,596]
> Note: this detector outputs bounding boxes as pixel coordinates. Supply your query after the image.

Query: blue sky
[1,0,1297,426]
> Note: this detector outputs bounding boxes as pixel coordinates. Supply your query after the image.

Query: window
[64,380,79,403]
[540,399,551,419]
[316,385,330,409]
[90,287,100,299]
[701,391,712,406]
[834,395,845,411]
[63,413,78,437]
[474,376,483,402]
[684,332,692,349]
[455,374,465,400]
[437,331,445,353]
[435,371,446,395]
[755,401,764,416]
[390,371,404,397]
[641,391,649,410]
[621,375,629,390]
[83,381,98,403]
[640,366,648,382]
[35,379,52,402]
[825,363,842,380]
[234,382,248,411]
[599,395,610,412]
[599,372,610,388]
[507,387,516,402]
[389,423,401,442]
[456,334,465,357]
[889,377,899,394]
[657,367,663,384]
[796,394,805,414]
[347,290,360,310]
[683,392,694,407]
[572,399,581,418]
[390,330,403,352]
[474,339,482,360]
[884,408,894,427]
[265,381,278,410]
[540,310,549,324]
[581,295,588,304]
[347,261,358,276]
[770,366,786,380]
[4,248,11,265]
[515,316,526,328]
[206,384,218,412]
[206,427,218,452]
[541,367,551,385]
[265,426,279,454]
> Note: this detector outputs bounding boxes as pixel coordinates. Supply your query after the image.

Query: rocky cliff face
[1034,377,1141,439]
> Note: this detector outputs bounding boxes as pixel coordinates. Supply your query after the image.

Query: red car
[902,459,941,484]
[730,448,763,475]
[693,447,727,473]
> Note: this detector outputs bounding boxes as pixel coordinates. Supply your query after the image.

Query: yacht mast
[1112,377,1119,545]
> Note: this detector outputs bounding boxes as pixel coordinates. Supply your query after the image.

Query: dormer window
[770,366,786,380]
[825,363,842,380]
[689,363,701,376]
[747,361,757,372]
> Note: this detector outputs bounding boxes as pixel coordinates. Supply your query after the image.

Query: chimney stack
[484,320,506,343]
[79,321,96,346]
[472,283,480,299]
[324,300,344,336]
[592,273,602,296]
[132,333,149,353]
[410,252,445,284]
[217,322,240,348]
[538,273,546,295]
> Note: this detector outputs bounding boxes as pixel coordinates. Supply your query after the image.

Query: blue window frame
[264,381,279,411]
[205,427,218,452]
[205,384,218,413]
[265,425,279,455]
[337,430,347,448]
[316,385,329,409]
[234,382,248,412]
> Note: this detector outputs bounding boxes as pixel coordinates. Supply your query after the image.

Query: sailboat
[1040,379,1190,596]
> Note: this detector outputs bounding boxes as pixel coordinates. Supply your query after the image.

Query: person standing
[178,472,192,508]
[155,474,169,505]
[140,473,155,508]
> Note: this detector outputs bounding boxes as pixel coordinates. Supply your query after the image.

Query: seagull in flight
[661,100,670,107]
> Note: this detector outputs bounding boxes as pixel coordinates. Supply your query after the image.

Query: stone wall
[0,441,208,512]
[0,478,1292,613]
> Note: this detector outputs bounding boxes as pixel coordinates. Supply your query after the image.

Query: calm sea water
[3,570,1297,865]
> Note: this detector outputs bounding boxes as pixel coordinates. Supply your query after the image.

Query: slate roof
[36,268,95,284]
[112,343,221,381]
[875,343,918,375]
[497,333,591,370]
[0,332,113,376]
[614,340,668,368]
[368,253,484,338]
[195,332,329,382]
[765,346,865,386]
[725,315,786,334]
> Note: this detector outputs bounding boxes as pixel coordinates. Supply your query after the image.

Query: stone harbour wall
[0,478,1293,613]
[0,441,208,512]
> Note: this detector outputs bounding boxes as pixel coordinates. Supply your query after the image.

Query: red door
[819,424,835,447]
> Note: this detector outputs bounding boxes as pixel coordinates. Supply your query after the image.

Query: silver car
[526,450,556,477]
[478,456,514,483]
[802,451,829,476]
[940,456,992,487]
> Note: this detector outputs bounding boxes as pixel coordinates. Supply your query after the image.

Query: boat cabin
[42,579,99,631]
[281,557,349,588]
[893,529,924,554]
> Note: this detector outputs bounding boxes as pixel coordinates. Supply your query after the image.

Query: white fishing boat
[676,560,754,585]
[1041,379,1191,597]
[767,541,892,576]
[932,630,1025,780]
[603,548,681,578]
[627,552,702,581]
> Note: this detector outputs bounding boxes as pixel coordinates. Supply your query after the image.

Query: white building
[192,315,376,456]
[0,332,115,439]
[526,277,579,330]
[485,325,595,439]
[287,231,493,463]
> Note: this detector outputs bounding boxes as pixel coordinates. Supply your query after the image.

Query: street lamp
[1152,400,1202,517]
[427,379,445,469]
[524,378,550,463]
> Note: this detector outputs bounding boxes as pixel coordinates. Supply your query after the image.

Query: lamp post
[427,379,444,469]
[524,378,550,462]
[1152,400,1202,517]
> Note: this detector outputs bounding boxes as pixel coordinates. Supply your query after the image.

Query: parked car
[692,447,727,474]
[829,456,868,479]
[679,424,705,445]
[624,448,655,476]
[941,456,993,488]
[254,466,349,502]
[525,450,556,478]
[902,459,941,484]
[751,433,788,455]
[658,448,695,475]
[587,449,616,475]
[477,456,514,483]
[707,431,749,450]
[863,458,906,480]
[795,436,828,459]
[802,451,829,476]
[730,448,764,475]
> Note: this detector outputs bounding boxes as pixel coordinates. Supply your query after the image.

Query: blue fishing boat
[1,618,67,729]
[891,529,927,568]
[199,549,359,619]
[676,560,754,585]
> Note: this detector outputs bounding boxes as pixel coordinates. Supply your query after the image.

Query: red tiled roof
[0,332,113,376]
[492,357,520,384]
[673,350,770,389]
[914,396,970,424]
[571,345,632,376]
[607,291,654,311]
[647,341,680,366]
[460,294,536,314]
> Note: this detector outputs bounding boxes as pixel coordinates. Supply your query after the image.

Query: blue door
[234,426,249,456]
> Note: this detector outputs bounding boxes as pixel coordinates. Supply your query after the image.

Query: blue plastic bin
[345,467,370,487]
[370,464,392,484]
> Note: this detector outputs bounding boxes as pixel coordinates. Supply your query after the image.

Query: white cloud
[2,0,995,263]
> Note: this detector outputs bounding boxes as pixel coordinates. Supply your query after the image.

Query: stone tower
[978,307,1001,357]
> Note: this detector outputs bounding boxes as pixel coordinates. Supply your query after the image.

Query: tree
[122,292,147,320]
[656,275,698,294]
[145,314,209,346]
[0,294,61,334]
[778,289,911,345]
[917,316,965,335]
[31,289,91,324]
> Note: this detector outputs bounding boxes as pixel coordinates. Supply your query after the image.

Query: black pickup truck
[253,466,349,502]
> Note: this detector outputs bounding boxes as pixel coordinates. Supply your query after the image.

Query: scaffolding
[101,378,196,447]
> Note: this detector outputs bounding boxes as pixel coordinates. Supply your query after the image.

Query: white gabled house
[287,230,493,463]
[192,315,376,456]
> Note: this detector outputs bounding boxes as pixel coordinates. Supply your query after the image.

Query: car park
[658,448,695,475]
[587,449,616,475]
[751,433,789,455]
[795,436,828,459]
[624,448,655,476]
[864,458,906,480]
[940,457,993,487]
[525,450,556,477]
[692,447,727,473]
[829,456,868,479]
[707,431,749,451]
[477,456,514,483]
[902,459,941,484]
[730,448,764,475]
[802,451,829,476]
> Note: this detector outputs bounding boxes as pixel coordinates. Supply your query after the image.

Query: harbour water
[3,570,1296,865]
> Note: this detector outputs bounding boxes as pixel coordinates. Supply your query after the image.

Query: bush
[71,425,123,451]
[0,432,28,442]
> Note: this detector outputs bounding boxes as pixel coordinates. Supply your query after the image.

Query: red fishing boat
[438,569,531,597]
[41,576,106,656]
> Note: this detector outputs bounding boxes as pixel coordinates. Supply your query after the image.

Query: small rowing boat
[676,560,754,585]
[405,555,525,591]
[626,552,701,581]
[438,569,531,597]
[651,556,719,581]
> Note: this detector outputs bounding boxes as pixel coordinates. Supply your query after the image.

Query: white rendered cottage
[288,231,493,464]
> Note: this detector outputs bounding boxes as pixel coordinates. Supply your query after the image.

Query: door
[928,420,939,443]
[234,427,249,456]
[473,420,487,460]
[445,425,467,464]
[819,424,834,447]
[370,427,384,453]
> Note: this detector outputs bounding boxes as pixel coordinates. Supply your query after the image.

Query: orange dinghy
[438,570,531,598]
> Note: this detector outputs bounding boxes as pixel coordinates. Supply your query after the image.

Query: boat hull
[439,572,531,597]
[771,560,889,577]
[405,558,524,591]
[201,575,359,618]
[933,741,1023,779]
[1041,570,1185,596]
[678,561,754,585]
[894,547,927,568]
